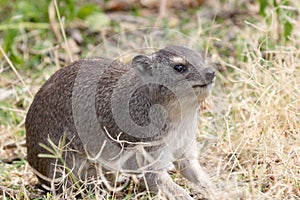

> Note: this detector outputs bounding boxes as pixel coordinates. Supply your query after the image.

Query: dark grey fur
[26,46,216,199]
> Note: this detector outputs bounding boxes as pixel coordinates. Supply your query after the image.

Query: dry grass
[0,0,299,199]
[199,1,300,199]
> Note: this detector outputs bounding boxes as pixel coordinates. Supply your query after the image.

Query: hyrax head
[132,46,216,101]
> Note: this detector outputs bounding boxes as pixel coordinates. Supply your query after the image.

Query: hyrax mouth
[192,80,215,88]
[192,84,209,88]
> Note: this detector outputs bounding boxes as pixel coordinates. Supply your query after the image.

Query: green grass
[0,0,299,199]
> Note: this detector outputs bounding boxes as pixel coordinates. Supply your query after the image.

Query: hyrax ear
[132,54,153,77]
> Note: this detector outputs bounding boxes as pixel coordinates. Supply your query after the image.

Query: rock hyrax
[26,46,216,199]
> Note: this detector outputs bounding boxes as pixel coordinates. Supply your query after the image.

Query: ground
[0,0,299,199]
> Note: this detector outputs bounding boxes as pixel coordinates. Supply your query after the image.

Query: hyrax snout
[26,46,216,199]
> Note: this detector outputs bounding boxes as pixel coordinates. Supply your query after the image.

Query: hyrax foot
[144,171,194,200]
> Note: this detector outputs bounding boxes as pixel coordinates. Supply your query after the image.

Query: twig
[0,22,49,30]
[0,45,33,98]
[154,0,168,27]
[49,0,62,43]
[52,0,73,62]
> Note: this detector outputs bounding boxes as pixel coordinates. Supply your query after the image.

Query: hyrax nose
[205,67,216,82]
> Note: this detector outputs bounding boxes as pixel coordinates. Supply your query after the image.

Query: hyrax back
[26,46,216,199]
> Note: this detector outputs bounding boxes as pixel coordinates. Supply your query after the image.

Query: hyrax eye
[173,64,187,73]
